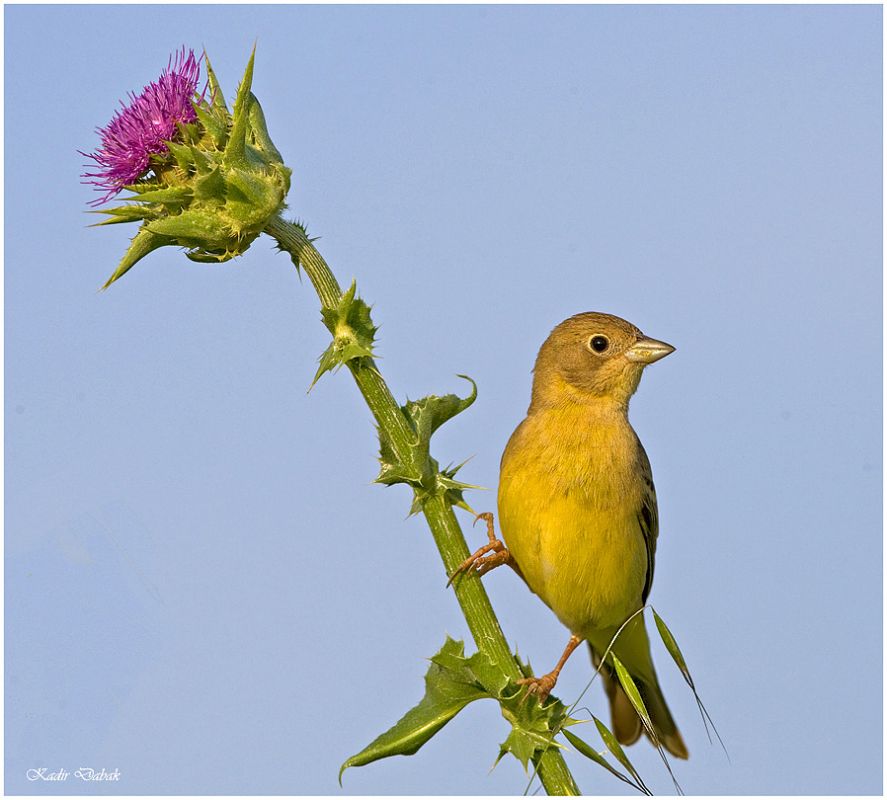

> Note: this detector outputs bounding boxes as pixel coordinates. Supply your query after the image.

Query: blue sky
[5,4,882,795]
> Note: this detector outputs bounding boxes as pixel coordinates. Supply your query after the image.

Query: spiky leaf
[402,375,477,446]
[339,638,489,782]
[435,460,482,513]
[164,139,194,171]
[224,46,256,165]
[203,52,228,113]
[194,102,227,149]
[147,209,231,245]
[376,376,479,511]
[312,281,378,387]
[193,167,227,202]
[90,205,154,225]
[102,227,172,288]
[127,185,192,205]
[124,180,165,195]
[498,728,546,772]
[248,94,284,161]
[495,677,571,774]
[225,167,284,228]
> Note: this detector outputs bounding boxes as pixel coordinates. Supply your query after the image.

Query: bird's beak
[625,337,675,364]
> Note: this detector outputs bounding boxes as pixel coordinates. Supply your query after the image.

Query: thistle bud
[82,47,291,288]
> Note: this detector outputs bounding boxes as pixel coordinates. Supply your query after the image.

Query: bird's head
[530,312,674,410]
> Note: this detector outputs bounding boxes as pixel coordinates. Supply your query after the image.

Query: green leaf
[319,280,376,339]
[611,655,656,742]
[193,167,227,202]
[225,167,281,228]
[496,679,571,775]
[497,718,566,773]
[504,689,569,736]
[247,94,284,162]
[165,140,195,171]
[436,460,483,513]
[175,119,202,147]
[405,473,477,517]
[513,648,534,680]
[224,45,256,165]
[339,637,489,783]
[426,639,510,699]
[428,636,476,675]
[591,716,651,794]
[375,456,424,489]
[192,87,229,150]
[185,245,243,264]
[375,376,479,510]
[89,205,153,225]
[102,226,172,289]
[311,280,378,387]
[401,375,477,447]
[147,209,224,245]
[127,185,193,205]
[123,180,165,195]
[203,51,229,114]
[189,144,214,174]
[194,99,227,150]
[339,635,575,783]
[464,650,510,697]
[498,728,550,772]
[562,727,651,795]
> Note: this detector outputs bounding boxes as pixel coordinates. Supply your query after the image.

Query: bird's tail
[590,643,689,760]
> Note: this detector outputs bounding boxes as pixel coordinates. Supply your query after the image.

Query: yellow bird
[453,311,687,759]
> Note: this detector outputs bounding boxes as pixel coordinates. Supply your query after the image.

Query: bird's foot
[516,635,584,703]
[516,672,559,703]
[447,513,517,586]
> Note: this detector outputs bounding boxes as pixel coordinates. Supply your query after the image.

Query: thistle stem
[264,215,580,796]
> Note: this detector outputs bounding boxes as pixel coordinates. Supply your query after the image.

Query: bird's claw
[516,673,558,703]
[447,540,511,586]
[514,635,582,704]
[446,513,512,587]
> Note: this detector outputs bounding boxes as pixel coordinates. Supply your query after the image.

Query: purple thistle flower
[81,48,203,205]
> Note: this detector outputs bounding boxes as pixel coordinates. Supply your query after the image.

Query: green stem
[264,215,580,796]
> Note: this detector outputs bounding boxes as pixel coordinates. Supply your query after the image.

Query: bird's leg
[447,512,523,586]
[517,634,584,702]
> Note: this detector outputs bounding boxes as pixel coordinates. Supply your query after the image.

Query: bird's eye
[589,335,610,353]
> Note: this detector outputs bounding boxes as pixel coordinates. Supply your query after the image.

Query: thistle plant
[83,47,716,795]
[83,48,290,287]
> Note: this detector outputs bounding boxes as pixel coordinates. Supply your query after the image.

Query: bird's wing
[636,442,659,604]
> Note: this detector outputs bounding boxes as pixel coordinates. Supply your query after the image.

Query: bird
[450,311,687,759]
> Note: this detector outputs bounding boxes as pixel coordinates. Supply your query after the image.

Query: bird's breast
[497,407,648,634]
